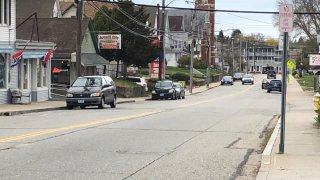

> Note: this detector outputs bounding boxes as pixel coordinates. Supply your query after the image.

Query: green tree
[93,1,160,69]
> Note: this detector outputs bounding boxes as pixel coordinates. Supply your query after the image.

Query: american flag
[10,50,24,68]
[41,49,55,68]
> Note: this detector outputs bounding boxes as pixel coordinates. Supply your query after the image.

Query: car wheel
[66,105,73,110]
[242,82,244,85]
[98,97,105,109]
[267,90,271,93]
[171,93,176,100]
[110,96,116,108]
[80,106,86,109]
[152,95,157,100]
[182,95,185,99]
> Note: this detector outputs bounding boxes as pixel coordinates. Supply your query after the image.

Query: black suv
[267,80,282,93]
[267,70,276,79]
[151,80,177,100]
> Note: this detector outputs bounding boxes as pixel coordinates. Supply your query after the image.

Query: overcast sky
[133,0,280,39]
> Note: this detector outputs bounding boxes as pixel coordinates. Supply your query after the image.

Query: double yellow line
[0,110,162,143]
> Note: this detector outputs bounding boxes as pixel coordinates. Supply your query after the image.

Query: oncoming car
[65,76,117,109]
[242,74,254,85]
[152,80,177,100]
[221,76,234,85]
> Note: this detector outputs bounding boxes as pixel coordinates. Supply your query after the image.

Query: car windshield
[72,77,102,87]
[234,73,242,77]
[223,76,232,80]
[270,80,281,85]
[155,81,172,87]
[243,74,253,78]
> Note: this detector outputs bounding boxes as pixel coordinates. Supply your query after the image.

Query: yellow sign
[287,60,295,69]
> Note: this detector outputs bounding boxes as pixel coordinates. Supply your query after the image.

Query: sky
[133,0,280,39]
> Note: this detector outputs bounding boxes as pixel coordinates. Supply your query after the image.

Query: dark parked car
[267,79,282,93]
[242,74,254,85]
[221,76,234,85]
[152,80,177,100]
[233,73,244,81]
[173,82,185,99]
[262,79,269,89]
[267,70,276,79]
[65,76,117,109]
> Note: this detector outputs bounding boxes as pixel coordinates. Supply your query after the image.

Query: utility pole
[206,40,210,88]
[232,38,234,76]
[190,11,196,93]
[158,0,165,80]
[246,41,248,74]
[239,41,242,72]
[76,0,83,77]
[206,12,210,88]
[253,43,255,73]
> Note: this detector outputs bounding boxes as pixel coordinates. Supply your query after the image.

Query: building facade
[0,0,56,104]
[0,0,16,103]
[195,0,215,66]
[245,44,282,74]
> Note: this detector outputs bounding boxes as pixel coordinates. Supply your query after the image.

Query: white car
[126,76,148,91]
[242,74,254,85]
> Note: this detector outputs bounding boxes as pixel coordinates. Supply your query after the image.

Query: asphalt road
[0,74,281,180]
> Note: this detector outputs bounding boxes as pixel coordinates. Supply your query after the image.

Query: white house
[164,15,188,67]
[0,0,16,103]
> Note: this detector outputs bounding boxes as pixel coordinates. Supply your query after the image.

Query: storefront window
[0,53,5,88]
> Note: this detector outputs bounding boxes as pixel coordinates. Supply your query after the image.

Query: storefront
[0,42,14,104]
[0,40,55,104]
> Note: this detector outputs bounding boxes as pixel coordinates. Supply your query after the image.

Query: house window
[0,0,11,25]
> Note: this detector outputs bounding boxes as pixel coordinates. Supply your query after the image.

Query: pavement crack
[225,137,242,149]
[229,148,255,180]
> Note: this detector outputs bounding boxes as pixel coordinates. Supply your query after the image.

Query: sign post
[279,3,293,154]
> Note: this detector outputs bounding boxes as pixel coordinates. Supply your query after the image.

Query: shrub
[177,55,190,68]
[171,73,189,82]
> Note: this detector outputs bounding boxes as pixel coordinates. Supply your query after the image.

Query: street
[0,74,281,180]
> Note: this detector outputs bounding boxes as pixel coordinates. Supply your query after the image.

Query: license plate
[78,99,84,103]
[160,93,164,96]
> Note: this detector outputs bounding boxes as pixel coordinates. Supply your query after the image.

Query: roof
[16,18,91,59]
[168,16,184,32]
[81,53,108,66]
[16,0,56,18]
[60,2,113,18]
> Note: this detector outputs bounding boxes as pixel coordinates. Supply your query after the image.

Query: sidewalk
[0,82,220,116]
[256,78,320,180]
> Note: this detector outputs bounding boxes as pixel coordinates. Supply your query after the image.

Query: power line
[86,0,320,15]
[223,12,273,24]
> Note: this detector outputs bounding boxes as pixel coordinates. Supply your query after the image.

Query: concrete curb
[262,117,281,156]
[0,100,137,116]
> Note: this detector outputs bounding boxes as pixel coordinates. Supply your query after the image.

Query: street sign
[287,60,295,69]
[279,4,294,32]
[309,54,320,66]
